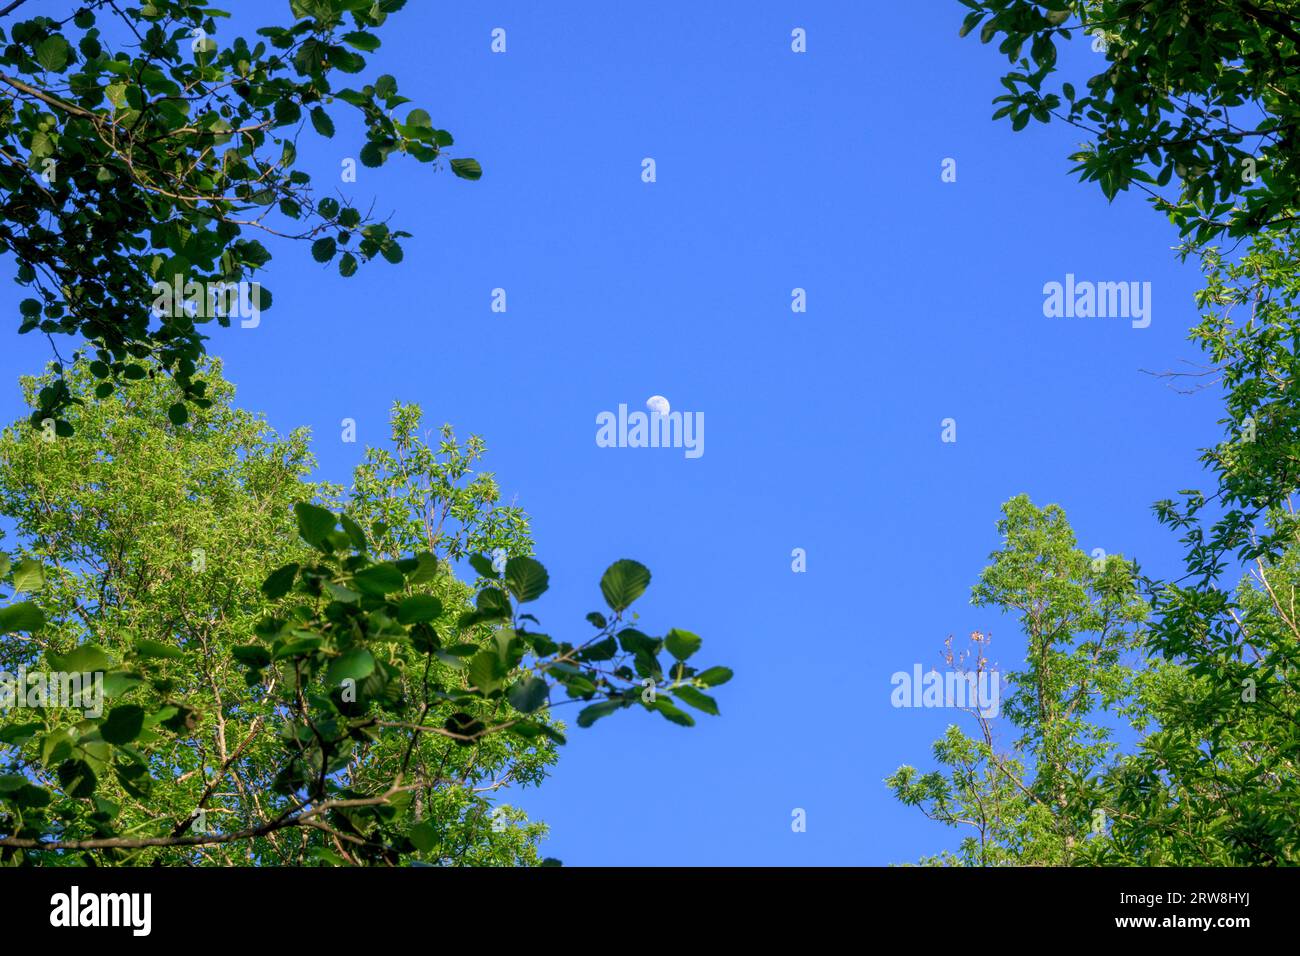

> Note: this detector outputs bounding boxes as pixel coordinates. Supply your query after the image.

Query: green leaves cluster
[0,552,45,637]
[961,0,1300,250]
[888,496,1151,866]
[233,501,727,857]
[0,361,728,865]
[0,0,479,432]
[256,502,728,742]
[906,0,1300,869]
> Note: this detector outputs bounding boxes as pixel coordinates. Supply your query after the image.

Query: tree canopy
[962,0,1300,249]
[0,0,478,430]
[887,2,1300,867]
[0,362,729,863]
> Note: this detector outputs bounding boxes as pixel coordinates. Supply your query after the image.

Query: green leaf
[618,628,658,654]
[468,650,505,693]
[410,622,441,653]
[295,502,336,549]
[576,699,623,727]
[576,637,617,662]
[0,602,45,635]
[311,237,337,262]
[504,556,549,603]
[36,36,72,72]
[339,512,369,552]
[41,728,74,767]
[136,639,186,660]
[310,106,335,138]
[397,594,443,624]
[450,158,482,180]
[475,586,512,620]
[653,698,695,727]
[273,633,322,660]
[57,759,97,798]
[232,645,271,667]
[11,558,44,594]
[167,403,189,426]
[99,705,145,745]
[433,650,468,670]
[342,31,381,52]
[409,820,437,852]
[0,722,40,745]
[327,648,375,685]
[353,563,405,596]
[399,552,439,586]
[102,672,144,698]
[508,721,566,745]
[506,676,549,714]
[672,685,718,715]
[261,563,299,599]
[695,666,734,687]
[664,628,701,661]
[58,644,112,672]
[600,559,651,612]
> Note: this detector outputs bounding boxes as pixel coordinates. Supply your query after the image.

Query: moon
[646,395,671,417]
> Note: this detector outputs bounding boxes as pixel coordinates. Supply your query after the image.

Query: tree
[1091,229,1300,865]
[0,361,730,864]
[0,0,479,430]
[890,491,1298,866]
[959,0,1300,250]
[888,495,1149,865]
[0,0,729,868]
[932,0,1300,866]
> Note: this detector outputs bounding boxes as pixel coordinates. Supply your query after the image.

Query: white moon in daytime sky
[646,395,670,416]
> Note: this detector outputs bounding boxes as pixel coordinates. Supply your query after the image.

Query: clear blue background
[0,1,1227,864]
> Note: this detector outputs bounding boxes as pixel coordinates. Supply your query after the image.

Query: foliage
[1105,228,1300,864]
[896,0,1300,869]
[0,0,477,430]
[890,237,1300,864]
[350,403,532,564]
[892,312,1300,863]
[888,495,1149,866]
[959,0,1300,249]
[0,362,728,864]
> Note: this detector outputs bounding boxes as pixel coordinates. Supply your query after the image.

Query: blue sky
[0,1,1231,864]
